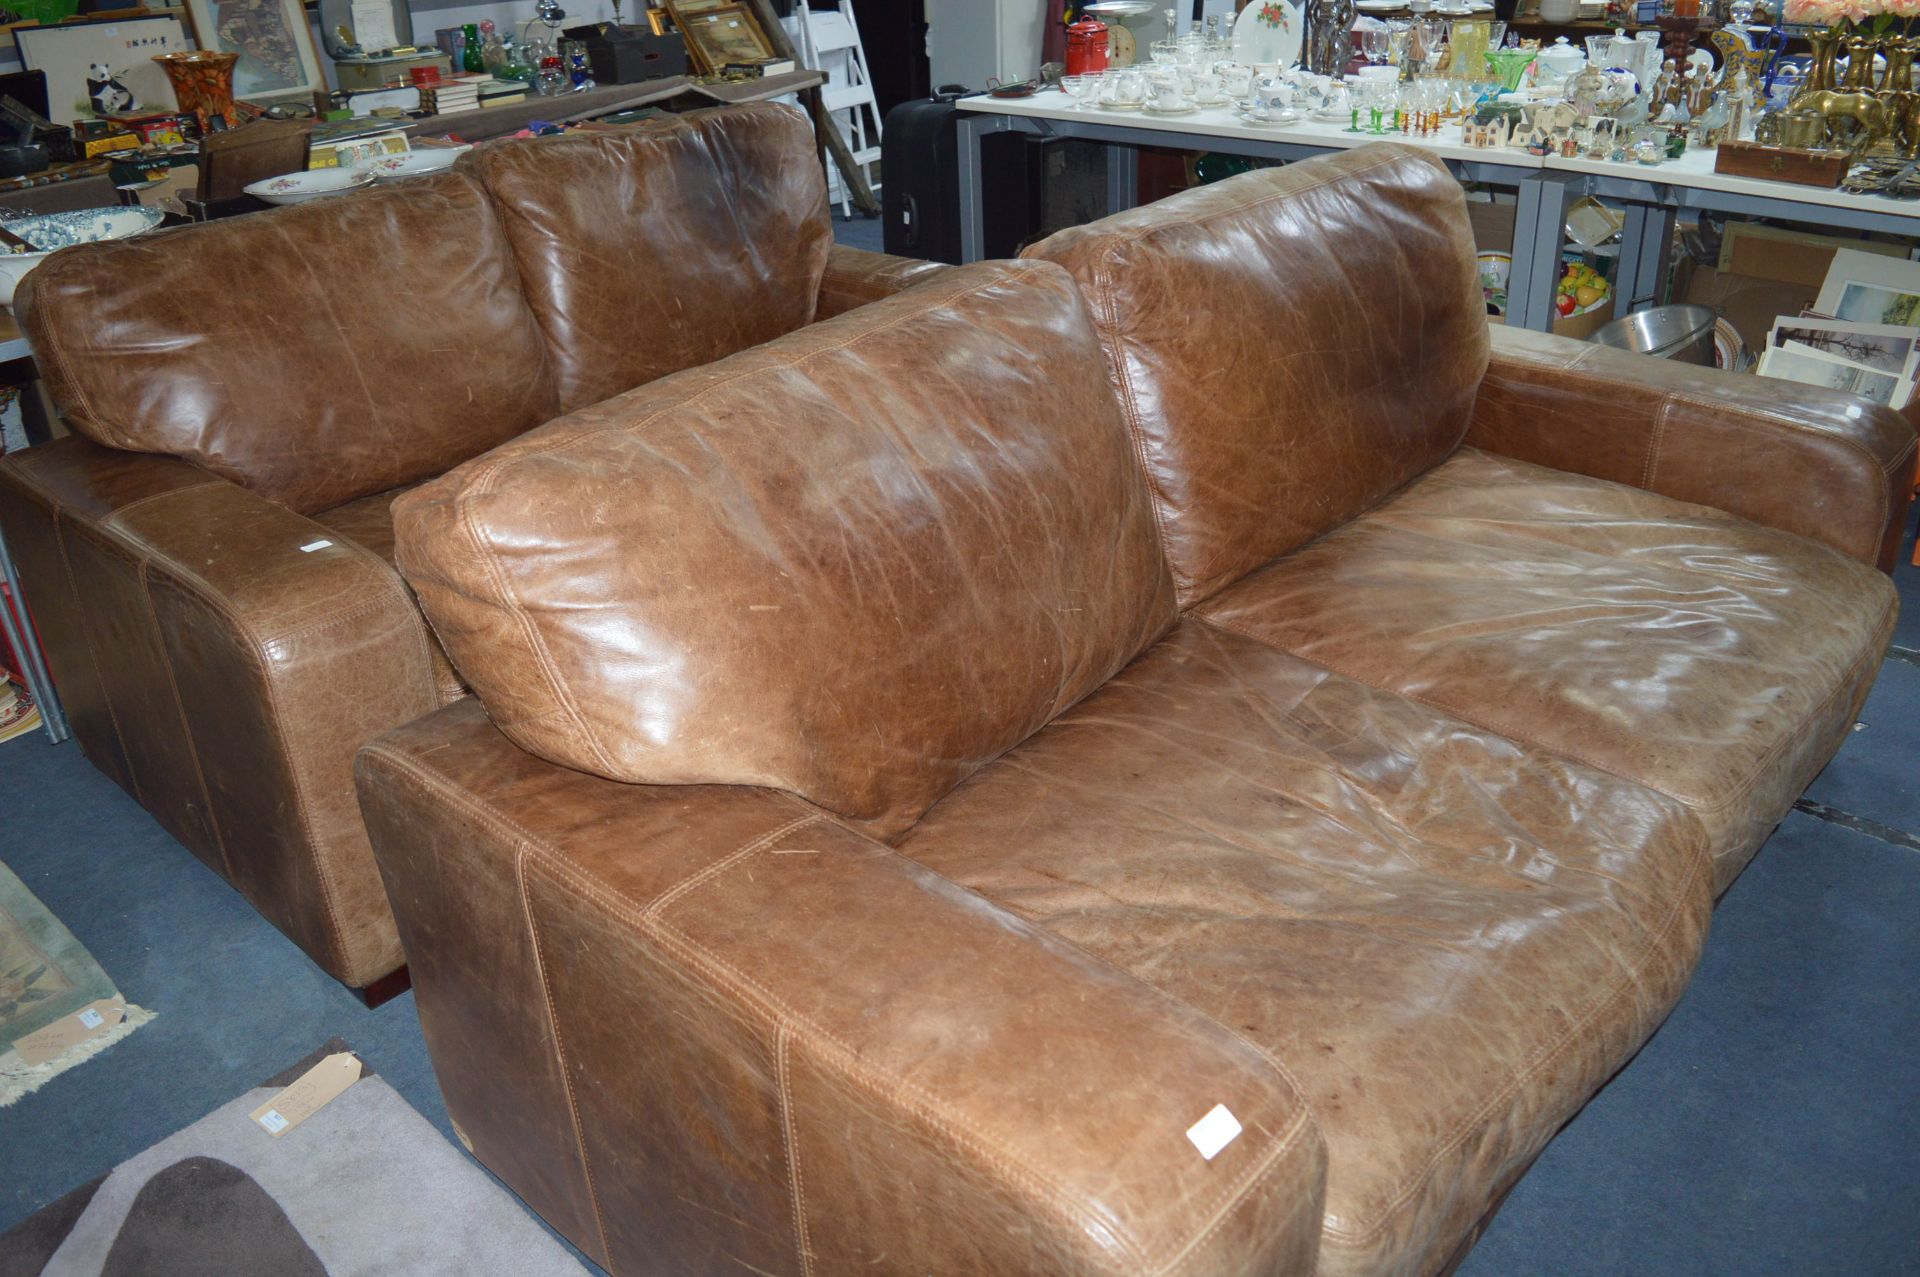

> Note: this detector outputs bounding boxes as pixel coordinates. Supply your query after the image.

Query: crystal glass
[1484,47,1536,92]
[1362,27,1390,66]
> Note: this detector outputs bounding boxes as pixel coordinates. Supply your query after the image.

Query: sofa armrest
[0,437,441,986]
[815,242,956,319]
[1468,324,1917,570]
[356,698,1327,1277]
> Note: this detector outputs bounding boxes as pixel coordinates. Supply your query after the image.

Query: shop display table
[959,94,1563,322]
[957,91,1920,331]
[1537,148,1920,315]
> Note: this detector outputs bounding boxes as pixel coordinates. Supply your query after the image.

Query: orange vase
[153,51,241,133]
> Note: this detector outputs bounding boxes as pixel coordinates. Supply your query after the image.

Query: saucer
[1235,109,1300,127]
[1144,100,1198,114]
[1193,93,1233,107]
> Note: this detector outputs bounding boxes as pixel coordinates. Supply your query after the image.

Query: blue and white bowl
[0,206,166,307]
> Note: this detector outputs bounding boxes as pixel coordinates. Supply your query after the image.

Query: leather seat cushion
[311,486,466,705]
[1198,447,1897,892]
[896,619,1712,1277]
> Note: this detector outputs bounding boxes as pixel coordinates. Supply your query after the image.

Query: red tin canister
[1065,16,1111,76]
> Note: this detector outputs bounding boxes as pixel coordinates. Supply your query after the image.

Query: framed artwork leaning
[182,0,326,104]
[15,15,188,121]
[667,2,773,73]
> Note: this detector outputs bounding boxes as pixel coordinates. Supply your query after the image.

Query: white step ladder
[785,2,882,217]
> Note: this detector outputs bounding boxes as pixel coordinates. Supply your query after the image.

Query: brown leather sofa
[355,146,1911,1275]
[0,102,949,993]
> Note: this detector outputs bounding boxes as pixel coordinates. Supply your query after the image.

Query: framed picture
[15,15,188,121]
[670,2,772,74]
[181,0,326,103]
[1814,249,1920,329]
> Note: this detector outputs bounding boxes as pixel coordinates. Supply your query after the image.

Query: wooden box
[1712,141,1848,189]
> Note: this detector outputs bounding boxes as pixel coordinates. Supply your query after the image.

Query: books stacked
[477,79,528,109]
[1754,249,1920,411]
[418,78,482,116]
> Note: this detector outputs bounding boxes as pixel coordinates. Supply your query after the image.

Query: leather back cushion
[19,172,558,515]
[393,261,1176,839]
[1026,144,1490,608]
[465,103,833,413]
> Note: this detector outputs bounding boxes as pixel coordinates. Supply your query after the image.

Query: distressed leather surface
[1471,324,1918,571]
[0,438,438,986]
[17,171,558,515]
[815,243,955,318]
[393,260,1176,838]
[465,104,833,412]
[311,485,466,703]
[1025,145,1489,607]
[1199,447,1897,891]
[358,697,1329,1277]
[898,619,1713,1277]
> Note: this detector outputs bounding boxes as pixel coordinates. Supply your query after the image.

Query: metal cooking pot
[1588,304,1718,366]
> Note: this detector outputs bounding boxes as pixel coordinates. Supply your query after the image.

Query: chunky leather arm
[0,437,442,986]
[815,242,956,319]
[1468,325,1917,571]
[357,698,1328,1277]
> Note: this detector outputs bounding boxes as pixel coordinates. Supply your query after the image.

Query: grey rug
[0,1042,588,1277]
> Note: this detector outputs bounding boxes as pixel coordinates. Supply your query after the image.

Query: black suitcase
[882,89,1038,264]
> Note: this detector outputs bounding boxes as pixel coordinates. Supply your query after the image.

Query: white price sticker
[76,1008,104,1029]
[299,540,333,553]
[1186,1104,1242,1161]
[257,1109,290,1134]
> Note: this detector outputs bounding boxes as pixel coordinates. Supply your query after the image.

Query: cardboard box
[1717,223,1908,291]
[1467,197,1517,254]
[1684,263,1817,357]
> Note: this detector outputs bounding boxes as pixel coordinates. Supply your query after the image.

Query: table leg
[0,520,68,744]
[1614,203,1676,314]
[1105,143,1138,217]
[958,113,988,265]
[1508,172,1581,333]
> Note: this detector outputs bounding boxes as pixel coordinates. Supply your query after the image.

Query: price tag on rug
[11,997,126,1067]
[251,1052,362,1138]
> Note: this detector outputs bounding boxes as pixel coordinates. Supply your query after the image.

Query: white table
[1540,147,1920,314]
[956,91,1920,329]
[957,94,1571,329]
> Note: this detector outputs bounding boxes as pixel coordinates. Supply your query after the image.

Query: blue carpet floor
[2,377,1916,1270]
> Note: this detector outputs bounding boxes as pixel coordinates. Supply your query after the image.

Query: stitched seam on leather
[1076,249,1187,603]
[540,857,1157,1275]
[449,264,1064,777]
[461,262,1062,480]
[776,1025,816,1277]
[370,750,1301,1274]
[135,554,232,881]
[642,815,820,920]
[1641,400,1670,488]
[1196,588,1884,824]
[646,850,1318,1275]
[102,480,226,520]
[29,283,119,449]
[1160,1113,1318,1277]
[515,843,616,1268]
[44,504,138,805]
[453,496,621,776]
[1323,841,1709,1248]
[886,842,1322,1136]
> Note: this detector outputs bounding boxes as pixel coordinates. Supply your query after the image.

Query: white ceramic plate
[1355,1,1403,10]
[357,145,471,181]
[244,167,378,206]
[1232,0,1304,70]
[0,206,165,307]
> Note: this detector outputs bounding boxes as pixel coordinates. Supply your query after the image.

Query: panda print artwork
[86,63,139,116]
